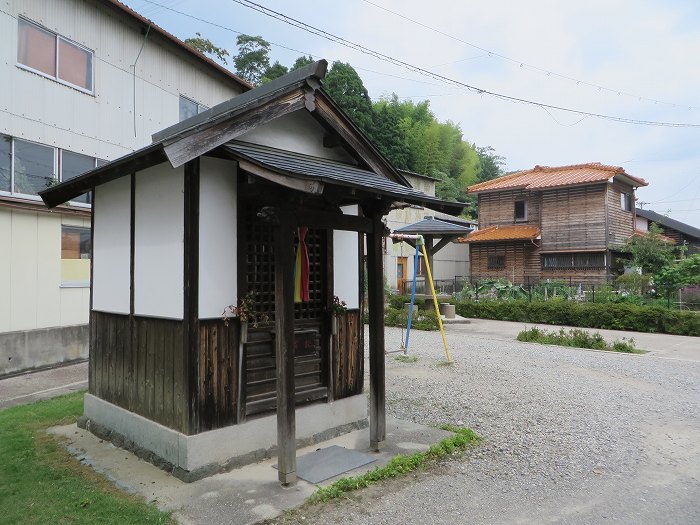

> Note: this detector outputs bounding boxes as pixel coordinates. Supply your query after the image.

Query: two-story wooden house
[460,163,648,284]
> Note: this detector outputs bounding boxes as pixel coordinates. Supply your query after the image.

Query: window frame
[179,95,209,121]
[17,17,95,95]
[0,134,99,207]
[514,200,528,222]
[487,254,506,269]
[620,192,632,212]
[542,252,606,270]
[60,225,91,288]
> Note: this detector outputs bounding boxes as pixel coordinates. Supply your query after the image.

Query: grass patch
[0,392,173,525]
[517,327,643,354]
[394,355,418,363]
[307,426,480,503]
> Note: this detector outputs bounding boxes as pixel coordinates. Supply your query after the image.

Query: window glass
[179,96,198,121]
[13,139,54,196]
[620,192,632,211]
[62,150,94,203]
[0,135,10,192]
[17,19,56,77]
[58,38,93,90]
[514,200,527,221]
[61,225,91,286]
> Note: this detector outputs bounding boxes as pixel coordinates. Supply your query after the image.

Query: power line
[230,0,700,128]
[359,0,699,111]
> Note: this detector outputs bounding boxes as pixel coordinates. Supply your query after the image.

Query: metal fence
[399,276,700,310]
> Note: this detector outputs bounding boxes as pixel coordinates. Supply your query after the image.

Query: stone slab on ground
[49,414,453,525]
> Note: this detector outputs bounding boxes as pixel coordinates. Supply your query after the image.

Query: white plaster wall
[92,177,131,314]
[333,205,360,309]
[635,216,648,232]
[198,157,237,319]
[134,164,184,319]
[238,111,356,163]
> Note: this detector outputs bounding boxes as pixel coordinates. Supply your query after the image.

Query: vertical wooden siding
[197,319,240,431]
[90,311,187,432]
[469,242,539,283]
[332,310,363,399]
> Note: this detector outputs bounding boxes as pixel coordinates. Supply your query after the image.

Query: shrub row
[516,327,640,353]
[382,307,439,331]
[455,300,700,336]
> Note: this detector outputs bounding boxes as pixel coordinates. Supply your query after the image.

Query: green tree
[322,61,374,133]
[475,146,504,182]
[260,61,289,84]
[233,34,271,85]
[291,55,315,70]
[655,254,700,293]
[184,33,230,64]
[618,223,678,274]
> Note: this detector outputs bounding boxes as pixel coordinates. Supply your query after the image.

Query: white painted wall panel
[0,210,11,332]
[35,214,61,327]
[333,205,360,309]
[10,211,38,330]
[238,112,356,163]
[134,164,184,319]
[92,177,131,314]
[198,157,238,319]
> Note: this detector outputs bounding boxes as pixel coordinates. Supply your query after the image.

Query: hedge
[455,300,700,336]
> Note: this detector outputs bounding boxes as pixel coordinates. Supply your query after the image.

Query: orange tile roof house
[460,163,648,284]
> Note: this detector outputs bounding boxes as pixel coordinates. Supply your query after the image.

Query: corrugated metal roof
[468,163,648,193]
[223,141,464,215]
[394,217,472,235]
[457,225,541,243]
[635,208,700,239]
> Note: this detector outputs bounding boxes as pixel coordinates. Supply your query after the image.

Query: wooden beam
[164,92,306,168]
[424,235,434,280]
[238,160,324,195]
[183,159,200,435]
[274,210,297,485]
[296,209,373,234]
[365,211,386,450]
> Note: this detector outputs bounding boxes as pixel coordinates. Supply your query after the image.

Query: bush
[455,300,700,336]
[383,306,439,331]
[387,294,426,310]
[517,327,640,353]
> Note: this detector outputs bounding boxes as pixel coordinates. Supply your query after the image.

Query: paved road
[272,326,700,525]
[0,361,88,409]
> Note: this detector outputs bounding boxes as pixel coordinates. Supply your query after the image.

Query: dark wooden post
[424,235,434,279]
[274,210,297,485]
[365,211,385,450]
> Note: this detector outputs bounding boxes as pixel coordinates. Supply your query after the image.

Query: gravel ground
[270,325,700,525]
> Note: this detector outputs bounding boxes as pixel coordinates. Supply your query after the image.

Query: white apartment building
[0,0,249,374]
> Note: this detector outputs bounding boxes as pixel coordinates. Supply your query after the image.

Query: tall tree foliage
[233,35,271,85]
[322,62,375,133]
[184,33,229,64]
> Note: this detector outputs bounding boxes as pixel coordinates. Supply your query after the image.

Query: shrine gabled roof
[635,208,700,239]
[223,141,465,215]
[40,60,437,208]
[394,216,473,235]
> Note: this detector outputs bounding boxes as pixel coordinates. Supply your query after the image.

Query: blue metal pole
[404,241,421,353]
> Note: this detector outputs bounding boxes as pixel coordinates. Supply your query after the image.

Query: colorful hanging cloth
[294,227,310,303]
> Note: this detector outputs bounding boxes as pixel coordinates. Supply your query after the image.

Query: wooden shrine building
[40,61,463,484]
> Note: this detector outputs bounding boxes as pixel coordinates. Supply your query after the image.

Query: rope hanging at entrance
[294,226,310,303]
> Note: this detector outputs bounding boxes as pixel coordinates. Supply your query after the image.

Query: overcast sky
[125,0,700,228]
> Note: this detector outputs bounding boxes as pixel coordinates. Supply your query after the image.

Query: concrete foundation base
[80,393,368,482]
[0,324,88,377]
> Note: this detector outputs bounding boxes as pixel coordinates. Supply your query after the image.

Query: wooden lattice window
[487,254,505,269]
[241,206,326,322]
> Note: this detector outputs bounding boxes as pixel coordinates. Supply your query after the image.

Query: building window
[487,254,506,269]
[0,134,101,204]
[620,192,632,212]
[17,18,94,93]
[514,200,528,222]
[61,151,94,204]
[13,138,55,196]
[542,253,606,269]
[179,95,208,121]
[61,226,91,287]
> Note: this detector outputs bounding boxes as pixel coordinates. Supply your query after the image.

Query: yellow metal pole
[420,244,453,363]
